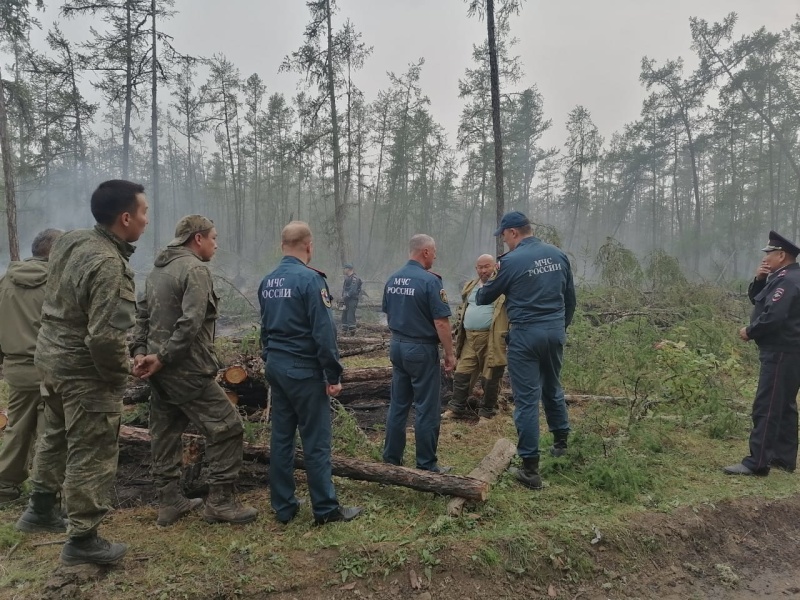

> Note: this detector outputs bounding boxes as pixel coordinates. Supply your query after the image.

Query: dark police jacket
[746,262,800,353]
[382,259,451,344]
[342,274,362,303]
[258,256,343,384]
[476,236,576,328]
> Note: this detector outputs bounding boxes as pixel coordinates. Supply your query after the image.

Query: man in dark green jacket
[17,180,149,567]
[0,228,63,504]
[132,215,257,526]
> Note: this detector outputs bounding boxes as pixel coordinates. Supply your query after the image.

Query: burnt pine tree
[0,0,43,260]
[467,0,523,255]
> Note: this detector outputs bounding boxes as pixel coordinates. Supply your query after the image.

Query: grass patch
[1,280,787,598]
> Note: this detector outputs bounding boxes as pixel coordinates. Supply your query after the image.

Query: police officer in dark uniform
[341,263,362,336]
[382,234,456,473]
[476,211,576,490]
[724,231,800,476]
[258,221,362,524]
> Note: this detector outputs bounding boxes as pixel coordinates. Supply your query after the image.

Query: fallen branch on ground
[446,438,516,517]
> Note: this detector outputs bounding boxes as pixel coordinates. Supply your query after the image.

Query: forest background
[1,0,799,293]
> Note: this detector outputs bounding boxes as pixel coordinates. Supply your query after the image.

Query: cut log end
[222,365,248,385]
[0,412,7,431]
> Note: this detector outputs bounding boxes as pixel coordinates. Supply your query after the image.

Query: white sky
[23,0,800,149]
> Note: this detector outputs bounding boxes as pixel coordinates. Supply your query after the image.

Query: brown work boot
[203,484,258,524]
[156,481,204,526]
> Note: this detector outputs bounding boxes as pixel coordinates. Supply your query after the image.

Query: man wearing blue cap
[476,211,576,489]
[724,230,800,476]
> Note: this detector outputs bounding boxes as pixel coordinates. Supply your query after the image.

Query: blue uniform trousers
[265,353,339,522]
[742,350,800,472]
[383,340,442,470]
[507,324,570,459]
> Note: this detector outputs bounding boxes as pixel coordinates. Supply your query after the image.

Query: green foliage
[595,237,644,288]
[331,402,376,458]
[581,451,649,503]
[0,523,24,549]
[334,552,369,582]
[646,249,687,290]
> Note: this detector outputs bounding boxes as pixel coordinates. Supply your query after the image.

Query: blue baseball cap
[493,211,530,236]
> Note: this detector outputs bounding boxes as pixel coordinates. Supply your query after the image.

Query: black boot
[511,457,543,490]
[443,372,471,418]
[60,530,128,566]
[156,480,204,526]
[479,367,504,418]
[550,430,569,458]
[15,492,68,533]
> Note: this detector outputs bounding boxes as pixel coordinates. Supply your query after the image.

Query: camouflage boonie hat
[167,215,215,247]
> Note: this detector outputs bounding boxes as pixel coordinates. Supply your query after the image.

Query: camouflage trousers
[0,384,45,495]
[29,376,123,538]
[149,376,244,489]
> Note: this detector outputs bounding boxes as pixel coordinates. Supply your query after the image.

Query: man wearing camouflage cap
[132,215,257,525]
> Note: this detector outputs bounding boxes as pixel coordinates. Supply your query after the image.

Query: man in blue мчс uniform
[724,230,800,476]
[382,234,456,473]
[476,211,576,490]
[258,221,362,525]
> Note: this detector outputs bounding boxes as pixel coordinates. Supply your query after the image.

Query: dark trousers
[265,354,339,522]
[383,340,442,471]
[742,350,800,472]
[342,300,358,331]
[506,324,570,459]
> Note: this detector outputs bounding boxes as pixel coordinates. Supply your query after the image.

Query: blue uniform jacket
[258,256,343,384]
[382,260,451,343]
[476,236,576,328]
[746,262,800,353]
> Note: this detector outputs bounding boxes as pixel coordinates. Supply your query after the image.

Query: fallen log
[340,343,387,358]
[337,336,386,345]
[119,425,488,501]
[446,438,516,517]
[222,365,248,385]
[0,412,7,431]
[565,394,626,405]
[341,366,392,382]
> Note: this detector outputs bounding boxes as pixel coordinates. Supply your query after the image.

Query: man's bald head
[281,221,313,263]
[409,234,437,270]
[475,254,495,283]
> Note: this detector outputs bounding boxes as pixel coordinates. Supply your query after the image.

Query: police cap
[343,263,354,269]
[167,215,215,247]
[493,211,530,236]
[761,230,800,258]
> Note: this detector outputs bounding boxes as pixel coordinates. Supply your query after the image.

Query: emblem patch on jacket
[440,289,448,304]
[321,288,332,307]
[772,288,785,302]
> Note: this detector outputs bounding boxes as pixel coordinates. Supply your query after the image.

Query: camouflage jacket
[131,246,221,383]
[35,225,136,387]
[0,257,49,388]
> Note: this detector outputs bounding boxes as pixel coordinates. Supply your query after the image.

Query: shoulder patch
[429,270,443,281]
[440,289,448,304]
[772,287,785,302]
[778,271,787,278]
[306,265,328,279]
[321,288,332,307]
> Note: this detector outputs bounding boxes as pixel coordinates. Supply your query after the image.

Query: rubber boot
[203,483,258,524]
[156,480,204,526]
[15,491,68,533]
[549,430,569,458]
[511,457,543,490]
[60,530,128,566]
[479,367,504,418]
[443,372,471,418]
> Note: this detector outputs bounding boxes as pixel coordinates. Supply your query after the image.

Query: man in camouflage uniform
[132,215,257,526]
[16,180,149,567]
[0,229,64,504]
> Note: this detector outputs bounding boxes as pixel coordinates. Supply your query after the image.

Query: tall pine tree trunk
[325,0,346,266]
[0,69,19,260]
[151,0,159,251]
[486,0,505,257]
